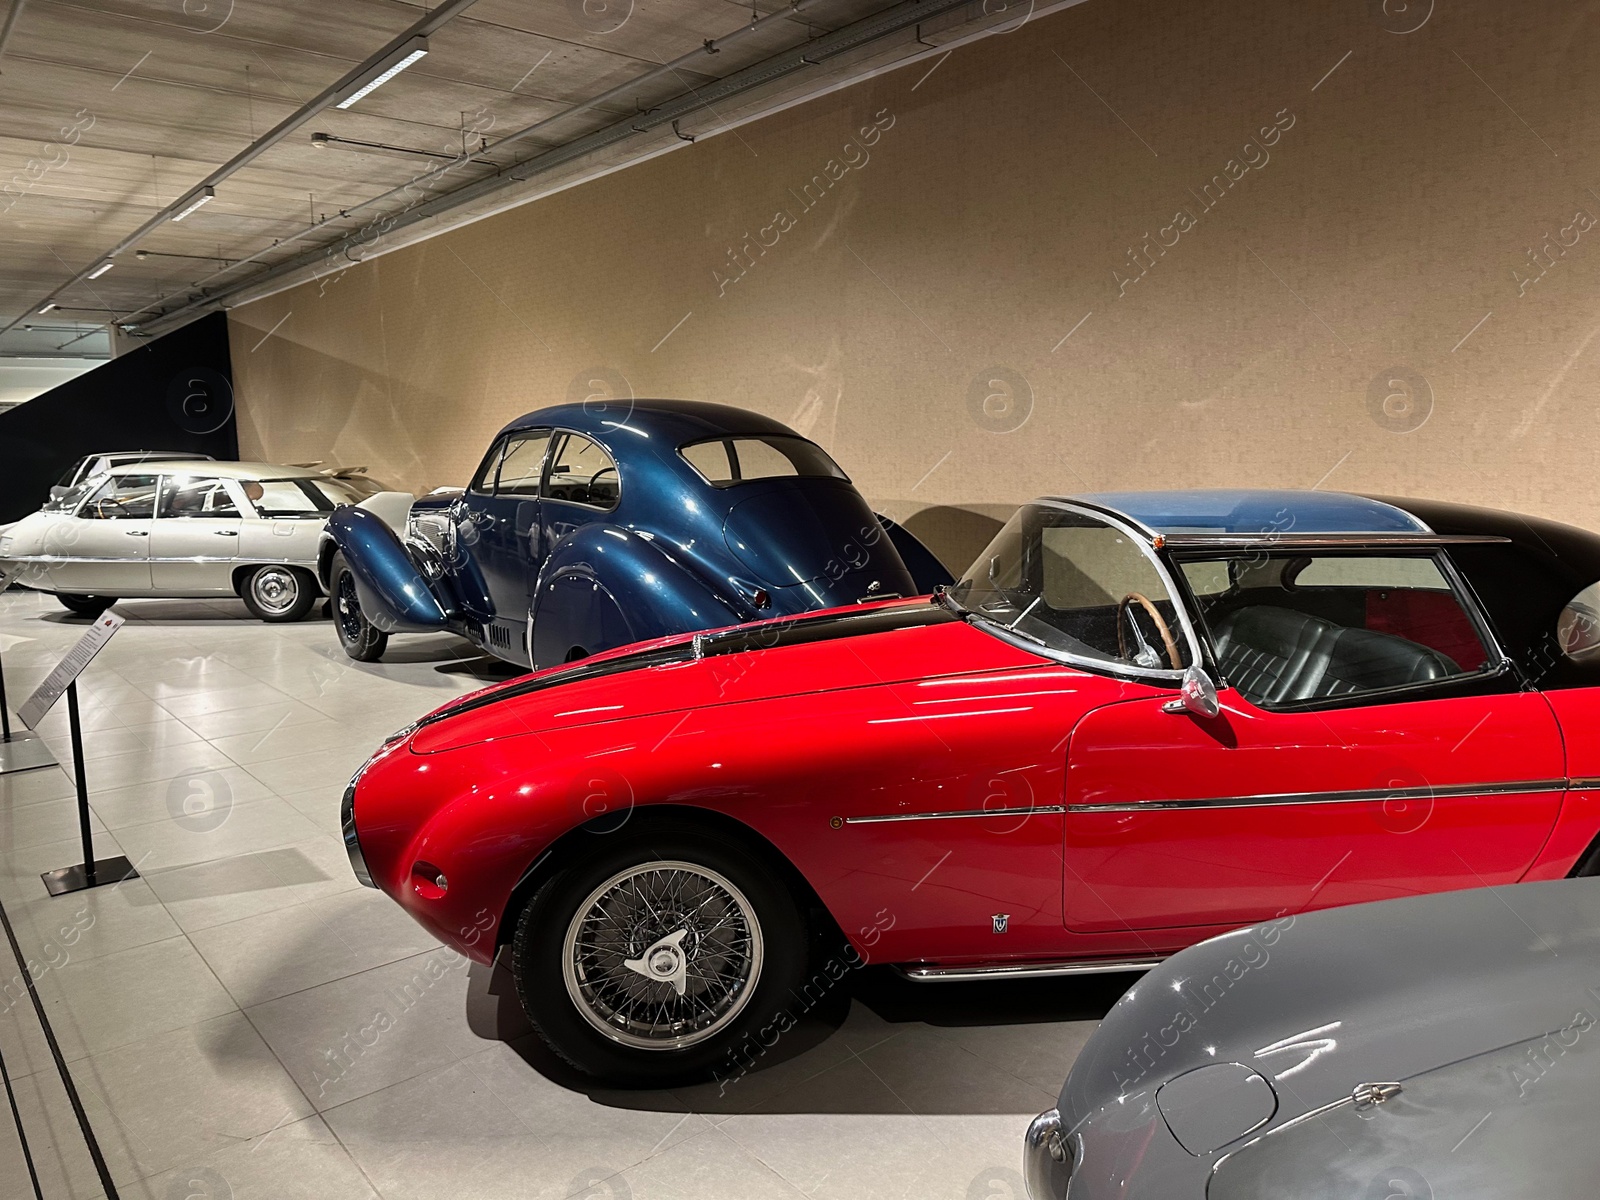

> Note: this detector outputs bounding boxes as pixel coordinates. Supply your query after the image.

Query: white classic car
[0,461,386,622]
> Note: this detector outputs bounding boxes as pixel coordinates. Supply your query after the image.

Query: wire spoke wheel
[562,861,764,1051]
[336,570,365,641]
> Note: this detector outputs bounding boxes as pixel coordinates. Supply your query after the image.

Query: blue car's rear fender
[328,505,451,633]
[530,525,744,668]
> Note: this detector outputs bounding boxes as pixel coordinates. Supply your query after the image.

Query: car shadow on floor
[466,956,1130,1116]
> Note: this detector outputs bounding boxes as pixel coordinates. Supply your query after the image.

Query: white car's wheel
[241,565,316,622]
[55,594,116,618]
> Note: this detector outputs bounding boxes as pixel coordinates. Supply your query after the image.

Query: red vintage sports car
[342,489,1600,1083]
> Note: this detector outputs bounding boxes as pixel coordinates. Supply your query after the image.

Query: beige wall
[228,0,1600,573]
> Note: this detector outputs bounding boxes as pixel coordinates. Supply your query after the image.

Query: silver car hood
[1058,878,1600,1197]
[1208,1025,1600,1197]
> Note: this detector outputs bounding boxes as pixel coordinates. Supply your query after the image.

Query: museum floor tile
[0,590,1109,1200]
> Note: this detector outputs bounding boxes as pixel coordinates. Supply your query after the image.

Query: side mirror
[1162,665,1221,718]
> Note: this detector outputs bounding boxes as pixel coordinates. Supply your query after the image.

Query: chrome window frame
[1163,541,1517,711]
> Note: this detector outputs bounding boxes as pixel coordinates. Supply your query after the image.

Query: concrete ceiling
[0,0,1060,354]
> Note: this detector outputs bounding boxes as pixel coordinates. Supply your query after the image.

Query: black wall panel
[0,312,238,522]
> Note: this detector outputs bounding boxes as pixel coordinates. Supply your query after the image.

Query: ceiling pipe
[132,0,989,334]
[0,0,484,336]
[119,0,841,331]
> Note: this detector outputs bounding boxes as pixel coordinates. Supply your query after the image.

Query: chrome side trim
[899,956,1164,982]
[845,804,1066,825]
[1571,777,1600,790]
[1068,778,1566,814]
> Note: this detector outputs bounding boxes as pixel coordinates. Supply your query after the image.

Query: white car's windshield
[44,477,99,513]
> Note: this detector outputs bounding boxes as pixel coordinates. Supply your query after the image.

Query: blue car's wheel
[331,553,388,662]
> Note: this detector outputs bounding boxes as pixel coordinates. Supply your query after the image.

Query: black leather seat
[1212,605,1459,706]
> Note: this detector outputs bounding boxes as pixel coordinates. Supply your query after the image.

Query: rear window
[679,436,847,487]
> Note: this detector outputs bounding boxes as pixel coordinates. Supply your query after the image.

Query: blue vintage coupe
[321,399,950,666]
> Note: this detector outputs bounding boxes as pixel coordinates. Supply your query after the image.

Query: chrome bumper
[341,782,375,888]
[1024,1108,1073,1200]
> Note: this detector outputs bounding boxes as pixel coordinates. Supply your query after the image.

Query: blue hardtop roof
[1072,489,1432,536]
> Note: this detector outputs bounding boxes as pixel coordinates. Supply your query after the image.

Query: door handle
[214,530,239,537]
[124,530,149,537]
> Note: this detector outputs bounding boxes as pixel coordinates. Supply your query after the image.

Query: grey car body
[1025,877,1600,1199]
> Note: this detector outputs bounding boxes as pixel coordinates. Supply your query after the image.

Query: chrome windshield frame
[944,499,1205,685]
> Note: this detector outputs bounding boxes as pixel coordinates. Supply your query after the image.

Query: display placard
[19,611,124,729]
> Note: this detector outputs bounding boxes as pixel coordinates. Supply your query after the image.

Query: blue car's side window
[545,433,619,511]
[495,432,552,497]
[468,438,507,494]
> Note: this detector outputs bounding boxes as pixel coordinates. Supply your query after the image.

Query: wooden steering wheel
[1117,592,1181,670]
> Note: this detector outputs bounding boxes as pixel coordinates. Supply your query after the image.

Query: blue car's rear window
[679,436,847,487]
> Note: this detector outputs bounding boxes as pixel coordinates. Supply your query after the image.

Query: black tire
[55,594,115,617]
[239,565,317,623]
[330,553,388,662]
[511,826,808,1086]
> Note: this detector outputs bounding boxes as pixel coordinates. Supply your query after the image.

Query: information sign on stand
[0,571,58,775]
[20,611,140,896]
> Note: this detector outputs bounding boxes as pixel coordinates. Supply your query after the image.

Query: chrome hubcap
[562,862,763,1051]
[253,568,298,614]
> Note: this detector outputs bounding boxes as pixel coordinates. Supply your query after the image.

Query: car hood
[1206,1024,1600,1197]
[1060,878,1600,1194]
[408,598,1042,753]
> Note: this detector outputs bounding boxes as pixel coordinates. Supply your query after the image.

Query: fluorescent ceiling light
[86,261,114,279]
[336,37,428,109]
[171,186,216,222]
[37,302,56,314]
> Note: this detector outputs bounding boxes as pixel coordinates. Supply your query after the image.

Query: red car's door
[1062,689,1565,931]
[1063,549,1569,933]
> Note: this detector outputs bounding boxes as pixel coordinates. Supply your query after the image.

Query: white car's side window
[158,477,241,519]
[80,474,158,521]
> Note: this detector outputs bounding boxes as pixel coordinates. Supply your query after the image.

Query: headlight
[1024,1108,1073,1199]
[341,781,375,888]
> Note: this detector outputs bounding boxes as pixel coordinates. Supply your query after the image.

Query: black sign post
[19,612,139,897]
[0,576,58,776]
